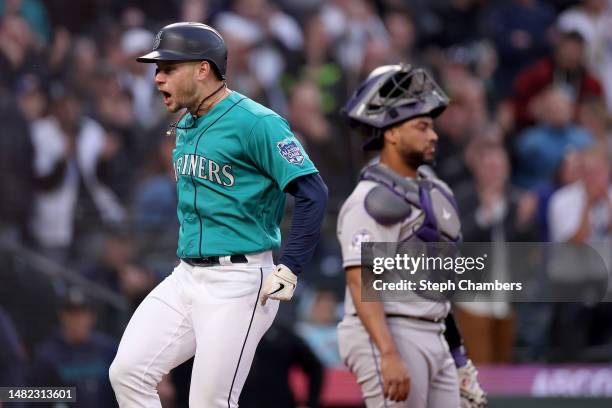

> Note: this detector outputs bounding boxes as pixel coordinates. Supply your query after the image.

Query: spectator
[513,85,594,189]
[485,0,556,98]
[578,96,612,159]
[0,88,34,241]
[219,28,264,99]
[288,79,353,206]
[512,150,583,360]
[29,84,126,261]
[557,0,612,112]
[0,0,51,44]
[511,30,604,129]
[358,36,394,81]
[239,322,323,408]
[179,0,211,23]
[457,139,538,364]
[65,36,100,106]
[434,75,486,202]
[0,14,44,93]
[28,288,118,408]
[382,7,418,64]
[291,13,347,117]
[318,0,389,78]
[47,26,71,75]
[15,73,46,121]
[215,0,303,113]
[549,148,612,247]
[548,149,612,359]
[132,134,178,232]
[534,150,584,241]
[118,28,160,130]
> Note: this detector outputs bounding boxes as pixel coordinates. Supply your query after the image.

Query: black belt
[385,313,443,323]
[350,313,443,324]
[182,255,248,267]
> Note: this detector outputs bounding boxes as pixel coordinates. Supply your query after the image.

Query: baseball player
[108,22,328,408]
[336,64,486,407]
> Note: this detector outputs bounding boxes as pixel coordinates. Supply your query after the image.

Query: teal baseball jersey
[172,91,318,258]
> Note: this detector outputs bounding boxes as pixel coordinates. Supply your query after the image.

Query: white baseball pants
[109,252,278,408]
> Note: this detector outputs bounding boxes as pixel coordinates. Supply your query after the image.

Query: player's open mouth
[161,91,172,104]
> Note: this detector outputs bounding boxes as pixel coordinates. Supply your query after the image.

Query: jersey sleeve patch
[350,228,373,253]
[277,138,305,165]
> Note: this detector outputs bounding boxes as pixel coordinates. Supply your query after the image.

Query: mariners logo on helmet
[153,30,163,50]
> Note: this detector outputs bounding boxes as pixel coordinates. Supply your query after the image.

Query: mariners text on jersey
[173,153,235,187]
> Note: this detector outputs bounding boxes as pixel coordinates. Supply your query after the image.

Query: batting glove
[458,359,487,408]
[260,264,297,305]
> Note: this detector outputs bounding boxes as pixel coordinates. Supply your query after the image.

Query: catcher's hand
[458,359,487,408]
[260,264,297,305]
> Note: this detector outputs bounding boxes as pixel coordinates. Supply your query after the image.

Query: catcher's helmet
[342,63,449,150]
[136,22,227,80]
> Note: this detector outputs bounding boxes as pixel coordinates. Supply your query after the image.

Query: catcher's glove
[260,264,297,305]
[458,359,487,408]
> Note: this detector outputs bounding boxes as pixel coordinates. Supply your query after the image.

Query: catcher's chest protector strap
[360,164,461,242]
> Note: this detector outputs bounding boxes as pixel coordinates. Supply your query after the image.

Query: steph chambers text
[372,279,523,292]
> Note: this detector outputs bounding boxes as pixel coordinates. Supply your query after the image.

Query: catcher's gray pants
[338,316,460,408]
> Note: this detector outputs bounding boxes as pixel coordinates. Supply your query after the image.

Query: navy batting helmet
[342,63,449,150]
[136,22,227,80]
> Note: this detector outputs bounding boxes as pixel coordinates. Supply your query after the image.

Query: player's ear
[383,126,398,146]
[196,60,213,81]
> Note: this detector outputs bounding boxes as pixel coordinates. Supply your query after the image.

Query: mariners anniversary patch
[277,139,305,165]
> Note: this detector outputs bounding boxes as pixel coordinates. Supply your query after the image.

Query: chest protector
[361,164,462,302]
[360,164,461,243]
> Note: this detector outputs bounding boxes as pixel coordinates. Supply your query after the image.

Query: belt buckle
[185,257,215,267]
[201,257,214,265]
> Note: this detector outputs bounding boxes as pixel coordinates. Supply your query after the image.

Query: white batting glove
[458,359,488,408]
[260,264,297,305]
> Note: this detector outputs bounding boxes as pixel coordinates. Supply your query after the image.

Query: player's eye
[155,66,175,76]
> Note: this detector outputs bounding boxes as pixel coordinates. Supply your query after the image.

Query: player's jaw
[421,141,437,163]
[401,146,435,170]
[159,85,195,113]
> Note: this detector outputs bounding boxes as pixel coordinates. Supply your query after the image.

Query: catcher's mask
[342,64,449,150]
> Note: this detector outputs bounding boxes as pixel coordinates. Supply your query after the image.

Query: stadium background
[1,0,612,406]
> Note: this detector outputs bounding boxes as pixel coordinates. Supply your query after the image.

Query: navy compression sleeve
[279,173,328,275]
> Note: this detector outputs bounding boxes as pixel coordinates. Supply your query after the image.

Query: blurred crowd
[2,0,612,406]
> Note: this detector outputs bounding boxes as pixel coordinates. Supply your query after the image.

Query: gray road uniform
[337,164,460,408]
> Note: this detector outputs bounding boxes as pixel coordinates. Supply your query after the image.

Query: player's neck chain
[190,82,228,119]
